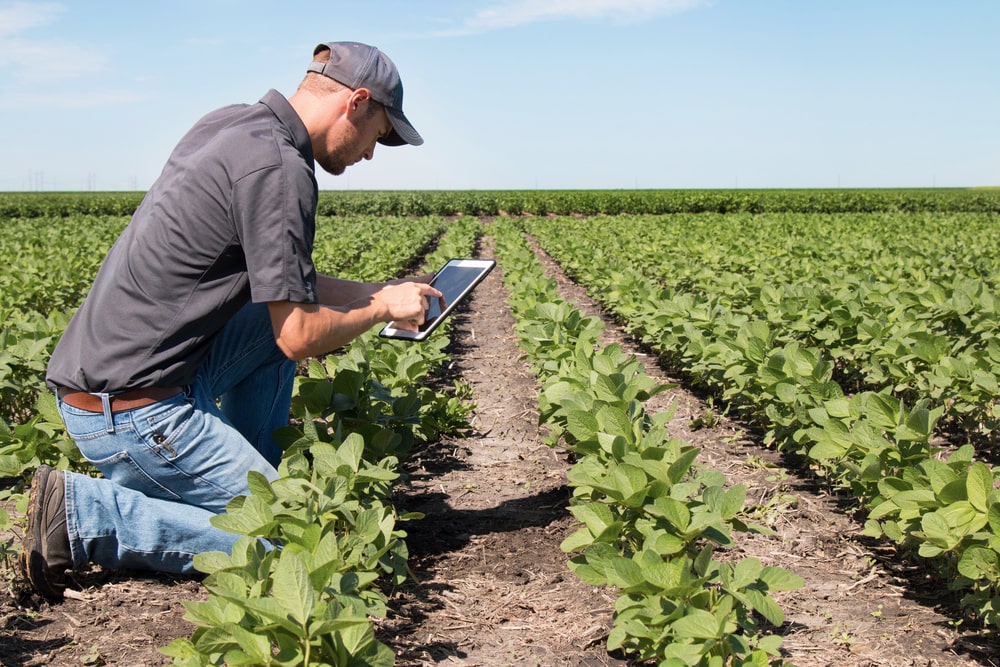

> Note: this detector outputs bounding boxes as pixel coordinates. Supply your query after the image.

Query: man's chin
[318,161,347,176]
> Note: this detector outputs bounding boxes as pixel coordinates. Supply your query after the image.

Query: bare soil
[2,227,999,666]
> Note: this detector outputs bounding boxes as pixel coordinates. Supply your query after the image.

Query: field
[2,189,1000,666]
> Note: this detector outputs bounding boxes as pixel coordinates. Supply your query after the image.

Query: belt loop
[98,393,115,434]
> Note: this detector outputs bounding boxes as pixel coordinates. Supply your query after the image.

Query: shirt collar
[259,89,314,165]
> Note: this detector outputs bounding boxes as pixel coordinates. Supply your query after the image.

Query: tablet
[379,258,496,341]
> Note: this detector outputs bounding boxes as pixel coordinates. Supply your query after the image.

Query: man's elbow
[269,303,315,361]
[274,333,310,361]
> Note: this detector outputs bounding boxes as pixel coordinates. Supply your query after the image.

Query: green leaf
[808,437,848,461]
[774,382,798,404]
[958,546,1000,580]
[925,459,958,497]
[720,485,747,519]
[607,556,645,591]
[646,530,686,556]
[966,462,993,513]
[211,495,277,536]
[337,433,366,471]
[920,511,956,549]
[560,527,593,553]
[306,358,326,379]
[34,389,61,424]
[157,638,201,662]
[759,566,804,592]
[0,455,26,478]
[732,557,763,589]
[569,502,616,536]
[903,405,936,439]
[866,393,900,430]
[243,597,303,635]
[647,496,691,531]
[192,551,233,575]
[746,588,785,627]
[230,624,272,662]
[566,409,600,442]
[988,504,1000,535]
[610,463,649,507]
[641,558,685,591]
[756,634,785,657]
[824,397,852,419]
[272,552,315,627]
[667,447,700,484]
[246,470,275,502]
[191,625,242,655]
[596,404,637,439]
[672,608,723,640]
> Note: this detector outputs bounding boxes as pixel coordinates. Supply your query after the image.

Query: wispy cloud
[0,1,64,36]
[0,1,109,81]
[440,0,711,36]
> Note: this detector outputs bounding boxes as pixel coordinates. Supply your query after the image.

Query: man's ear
[347,88,372,116]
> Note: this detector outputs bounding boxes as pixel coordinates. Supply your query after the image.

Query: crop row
[0,215,446,431]
[1,213,483,666]
[525,213,1000,629]
[0,211,480,665]
[2,188,1000,220]
[525,212,1000,447]
[162,218,482,666]
[1,213,453,579]
[492,218,802,665]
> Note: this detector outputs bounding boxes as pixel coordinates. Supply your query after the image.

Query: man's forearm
[271,277,443,360]
[316,272,434,306]
[316,274,381,306]
[270,299,389,360]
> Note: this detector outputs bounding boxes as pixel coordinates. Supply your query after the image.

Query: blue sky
[1,0,997,191]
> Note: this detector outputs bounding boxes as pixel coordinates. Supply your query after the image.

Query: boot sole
[21,466,67,601]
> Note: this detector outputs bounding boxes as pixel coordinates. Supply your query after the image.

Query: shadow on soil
[380,485,573,665]
[396,485,570,559]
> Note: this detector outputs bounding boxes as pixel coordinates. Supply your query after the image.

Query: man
[21,41,440,601]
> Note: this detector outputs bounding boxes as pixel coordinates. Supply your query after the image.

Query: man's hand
[373,281,444,331]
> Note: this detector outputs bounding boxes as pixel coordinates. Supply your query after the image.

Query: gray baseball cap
[307,41,423,146]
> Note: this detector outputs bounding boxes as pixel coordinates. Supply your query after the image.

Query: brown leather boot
[20,465,73,601]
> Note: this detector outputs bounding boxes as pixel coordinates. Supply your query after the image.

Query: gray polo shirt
[47,89,318,393]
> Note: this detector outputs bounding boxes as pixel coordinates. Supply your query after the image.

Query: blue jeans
[58,302,295,574]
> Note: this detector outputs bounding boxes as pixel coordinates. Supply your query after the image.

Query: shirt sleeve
[232,163,319,305]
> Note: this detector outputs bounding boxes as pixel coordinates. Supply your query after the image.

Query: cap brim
[380,106,423,146]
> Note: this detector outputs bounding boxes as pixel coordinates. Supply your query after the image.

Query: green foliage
[0,203,488,665]
[310,188,1000,217]
[3,188,999,223]
[160,433,404,666]
[10,190,1000,656]
[311,215,444,282]
[526,211,1000,629]
[494,219,799,665]
[0,215,127,425]
[159,211,485,665]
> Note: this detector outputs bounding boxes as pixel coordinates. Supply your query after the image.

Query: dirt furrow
[380,235,625,666]
[3,225,998,667]
[380,229,997,666]
[527,237,996,667]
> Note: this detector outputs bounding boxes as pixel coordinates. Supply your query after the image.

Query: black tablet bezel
[378,258,496,341]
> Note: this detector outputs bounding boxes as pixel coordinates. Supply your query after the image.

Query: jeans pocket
[138,396,197,461]
[74,436,184,503]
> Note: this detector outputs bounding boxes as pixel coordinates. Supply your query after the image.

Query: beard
[317,154,348,176]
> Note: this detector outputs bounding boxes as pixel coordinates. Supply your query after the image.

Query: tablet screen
[379,259,495,341]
